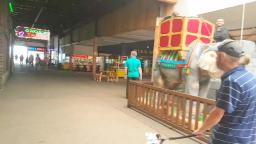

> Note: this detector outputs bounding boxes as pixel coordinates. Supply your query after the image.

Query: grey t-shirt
[214,27,230,42]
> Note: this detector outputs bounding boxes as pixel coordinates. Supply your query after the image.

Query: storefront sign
[72,54,92,59]
[28,47,45,52]
[15,26,50,41]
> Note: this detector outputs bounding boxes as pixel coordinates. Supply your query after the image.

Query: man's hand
[193,107,224,138]
[193,129,205,137]
[124,75,127,80]
[139,76,142,80]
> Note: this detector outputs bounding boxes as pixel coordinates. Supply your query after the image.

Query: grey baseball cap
[209,39,244,58]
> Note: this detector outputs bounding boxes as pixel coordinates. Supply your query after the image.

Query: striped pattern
[210,66,256,144]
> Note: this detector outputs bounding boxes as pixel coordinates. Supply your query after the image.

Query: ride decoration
[158,16,215,70]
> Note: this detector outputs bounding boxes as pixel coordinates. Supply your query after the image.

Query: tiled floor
[0,65,202,144]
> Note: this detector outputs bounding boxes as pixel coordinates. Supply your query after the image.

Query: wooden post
[151,17,161,82]
[93,37,98,80]
[152,2,175,82]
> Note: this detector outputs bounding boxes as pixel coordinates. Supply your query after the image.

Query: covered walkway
[0,67,200,144]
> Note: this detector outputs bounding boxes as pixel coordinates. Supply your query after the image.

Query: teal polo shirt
[125,56,141,78]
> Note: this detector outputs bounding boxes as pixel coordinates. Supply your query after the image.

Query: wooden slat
[152,90,156,114]
[194,101,201,130]
[188,100,193,130]
[170,94,174,122]
[145,88,150,109]
[139,85,144,106]
[137,85,142,106]
[182,98,187,127]
[156,92,160,114]
[148,88,152,111]
[152,89,156,112]
[166,94,171,119]
[135,84,139,106]
[143,87,148,109]
[159,92,164,117]
[133,84,136,104]
[163,93,168,119]
[176,96,180,124]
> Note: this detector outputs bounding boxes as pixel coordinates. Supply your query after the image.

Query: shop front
[98,40,154,79]
[60,44,101,72]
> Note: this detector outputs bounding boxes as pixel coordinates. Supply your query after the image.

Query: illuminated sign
[28,47,45,52]
[72,54,92,59]
[15,26,50,41]
[9,2,14,13]
[37,48,45,52]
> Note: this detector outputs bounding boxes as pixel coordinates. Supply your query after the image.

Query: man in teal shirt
[125,50,142,80]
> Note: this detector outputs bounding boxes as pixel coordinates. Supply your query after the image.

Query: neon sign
[15,26,50,41]
[9,2,14,13]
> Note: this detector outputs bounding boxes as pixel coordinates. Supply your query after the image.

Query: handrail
[127,81,215,142]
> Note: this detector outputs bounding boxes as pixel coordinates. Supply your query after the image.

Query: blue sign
[28,47,37,51]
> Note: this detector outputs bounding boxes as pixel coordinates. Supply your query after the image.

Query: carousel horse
[153,40,256,98]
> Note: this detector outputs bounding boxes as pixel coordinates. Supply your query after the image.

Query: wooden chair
[108,71,119,82]
[95,72,102,82]
[95,71,109,82]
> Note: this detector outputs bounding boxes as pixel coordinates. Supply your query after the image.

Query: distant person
[29,55,34,67]
[214,18,230,42]
[25,57,29,66]
[125,50,142,98]
[125,50,142,80]
[19,55,24,65]
[35,54,41,71]
[15,55,18,61]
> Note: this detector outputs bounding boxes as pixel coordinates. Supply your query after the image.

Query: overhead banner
[15,26,50,41]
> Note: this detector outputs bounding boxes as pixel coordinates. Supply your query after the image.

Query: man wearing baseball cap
[194,40,256,143]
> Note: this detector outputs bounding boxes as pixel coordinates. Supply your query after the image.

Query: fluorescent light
[9,2,14,13]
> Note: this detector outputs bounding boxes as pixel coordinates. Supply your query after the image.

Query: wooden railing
[127,81,215,142]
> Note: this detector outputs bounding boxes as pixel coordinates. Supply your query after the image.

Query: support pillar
[151,18,161,82]
[57,36,60,68]
[151,3,175,82]
[159,2,175,17]
[93,37,98,80]
[0,0,12,88]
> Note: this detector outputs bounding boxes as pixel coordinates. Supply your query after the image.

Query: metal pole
[32,7,44,28]
[57,36,60,68]
[240,3,246,41]
[93,37,98,80]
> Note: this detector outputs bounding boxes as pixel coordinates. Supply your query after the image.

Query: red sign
[72,54,89,59]
[37,48,45,52]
